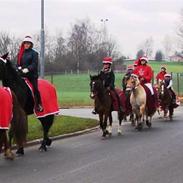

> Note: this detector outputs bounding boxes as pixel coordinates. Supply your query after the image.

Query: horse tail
[11,92,28,146]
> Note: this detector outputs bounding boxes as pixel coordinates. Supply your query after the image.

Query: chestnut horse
[0,90,27,160]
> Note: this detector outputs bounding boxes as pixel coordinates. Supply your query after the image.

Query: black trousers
[29,78,42,106]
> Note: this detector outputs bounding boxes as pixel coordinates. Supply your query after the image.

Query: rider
[122,65,134,91]
[133,56,157,106]
[164,73,178,107]
[17,36,43,112]
[156,66,167,84]
[92,57,121,114]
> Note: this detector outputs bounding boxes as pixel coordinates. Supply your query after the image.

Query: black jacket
[18,48,39,79]
[99,70,115,89]
[122,73,131,91]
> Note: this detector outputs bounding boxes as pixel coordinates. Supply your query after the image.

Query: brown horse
[90,75,124,137]
[158,81,174,120]
[0,90,27,160]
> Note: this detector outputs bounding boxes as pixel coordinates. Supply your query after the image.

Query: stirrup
[36,104,44,112]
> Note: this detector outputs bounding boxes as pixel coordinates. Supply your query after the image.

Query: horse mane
[4,60,26,89]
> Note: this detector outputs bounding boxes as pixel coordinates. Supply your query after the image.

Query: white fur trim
[140,57,148,62]
[0,57,7,63]
[23,37,33,44]
[102,61,112,64]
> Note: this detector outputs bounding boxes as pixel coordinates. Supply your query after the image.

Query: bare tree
[138,37,154,58]
[162,35,173,59]
[177,9,183,51]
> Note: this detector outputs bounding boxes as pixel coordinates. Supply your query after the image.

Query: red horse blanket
[143,85,157,116]
[24,79,60,118]
[110,88,127,112]
[0,87,13,129]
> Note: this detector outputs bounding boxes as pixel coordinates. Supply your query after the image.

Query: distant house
[169,54,183,62]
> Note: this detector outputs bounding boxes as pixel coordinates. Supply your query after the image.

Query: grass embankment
[45,61,183,107]
[27,115,98,141]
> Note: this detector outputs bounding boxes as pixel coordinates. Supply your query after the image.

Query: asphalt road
[0,107,183,183]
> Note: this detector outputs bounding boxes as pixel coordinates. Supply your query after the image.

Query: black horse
[90,75,124,137]
[158,81,174,120]
[0,53,55,154]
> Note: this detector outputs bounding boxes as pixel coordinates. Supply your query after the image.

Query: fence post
[51,73,53,84]
[177,73,180,96]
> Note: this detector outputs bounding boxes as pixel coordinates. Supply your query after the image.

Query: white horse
[126,74,147,130]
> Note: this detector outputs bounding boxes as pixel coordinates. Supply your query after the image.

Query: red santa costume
[133,56,154,95]
[156,66,167,83]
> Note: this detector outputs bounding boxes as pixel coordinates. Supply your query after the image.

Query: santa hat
[127,65,134,70]
[139,56,148,62]
[164,73,171,78]
[134,60,138,66]
[23,36,33,44]
[102,57,112,64]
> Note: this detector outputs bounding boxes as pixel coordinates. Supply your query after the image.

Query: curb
[13,125,99,149]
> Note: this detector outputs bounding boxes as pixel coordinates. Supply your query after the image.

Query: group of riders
[5,35,179,115]
[92,55,179,115]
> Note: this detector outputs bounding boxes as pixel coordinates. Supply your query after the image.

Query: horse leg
[0,130,4,153]
[108,112,113,136]
[2,130,15,160]
[169,106,174,121]
[102,114,108,138]
[117,111,123,135]
[130,113,135,126]
[39,115,54,151]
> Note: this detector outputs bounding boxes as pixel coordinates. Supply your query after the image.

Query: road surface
[0,107,183,183]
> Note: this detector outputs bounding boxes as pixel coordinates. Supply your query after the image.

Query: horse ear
[1,52,9,60]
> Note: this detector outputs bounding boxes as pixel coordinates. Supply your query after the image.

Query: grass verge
[27,115,98,141]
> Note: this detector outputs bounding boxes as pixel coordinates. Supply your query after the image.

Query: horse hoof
[4,149,15,160]
[118,132,122,136]
[146,121,152,128]
[39,145,47,152]
[46,138,52,146]
[137,124,143,131]
[16,147,24,156]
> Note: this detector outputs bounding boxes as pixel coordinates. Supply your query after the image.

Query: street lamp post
[100,18,108,42]
[40,0,45,78]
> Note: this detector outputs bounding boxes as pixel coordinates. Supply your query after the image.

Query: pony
[0,53,57,154]
[90,75,124,138]
[158,81,174,120]
[126,74,153,130]
[0,89,27,160]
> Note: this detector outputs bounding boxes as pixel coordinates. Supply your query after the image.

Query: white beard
[0,80,2,86]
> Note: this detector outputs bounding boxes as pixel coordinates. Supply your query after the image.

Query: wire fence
[45,71,183,96]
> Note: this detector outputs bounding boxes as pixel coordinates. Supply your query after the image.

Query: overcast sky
[0,0,182,57]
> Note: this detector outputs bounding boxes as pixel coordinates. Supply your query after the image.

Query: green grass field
[45,61,183,107]
[27,115,98,141]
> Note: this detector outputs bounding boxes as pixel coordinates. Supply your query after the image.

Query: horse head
[0,53,9,80]
[90,74,103,99]
[126,74,140,90]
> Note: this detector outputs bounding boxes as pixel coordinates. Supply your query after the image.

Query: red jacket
[133,64,153,83]
[156,71,166,81]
